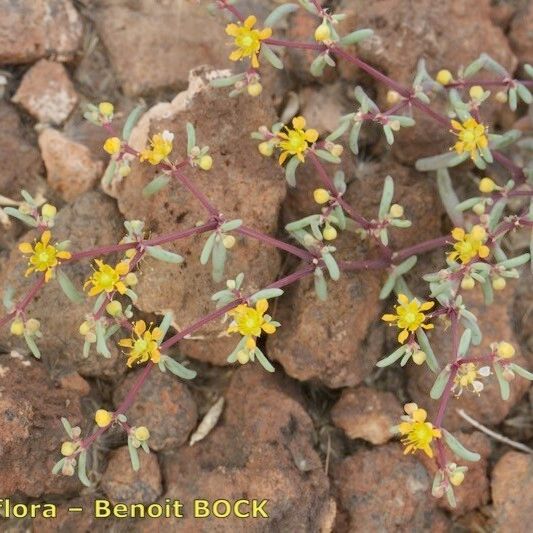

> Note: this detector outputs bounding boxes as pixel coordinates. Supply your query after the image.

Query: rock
[419,431,491,514]
[299,83,350,135]
[0,102,47,249]
[333,444,449,532]
[492,451,533,532]
[331,385,402,444]
[0,191,127,379]
[93,0,229,96]
[113,368,197,451]
[0,0,82,65]
[337,0,516,88]
[12,59,78,125]
[108,67,286,366]
[509,3,533,67]
[38,128,103,201]
[32,496,133,532]
[408,283,531,431]
[101,446,162,504]
[0,352,85,497]
[159,365,335,531]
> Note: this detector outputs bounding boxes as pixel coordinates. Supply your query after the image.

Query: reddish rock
[13,59,78,125]
[333,444,449,532]
[331,386,402,444]
[0,0,82,65]
[113,368,197,451]
[509,3,533,66]
[108,68,286,366]
[492,451,533,532]
[93,0,229,96]
[32,496,133,532]
[299,83,350,135]
[337,0,516,87]
[38,128,103,201]
[408,284,531,431]
[0,353,85,497]
[159,366,335,531]
[0,192,127,379]
[0,102,47,249]
[101,446,162,504]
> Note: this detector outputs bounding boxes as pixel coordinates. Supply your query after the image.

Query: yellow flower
[84,259,130,296]
[451,117,488,160]
[134,426,150,442]
[103,137,121,155]
[227,299,277,351]
[277,116,319,165]
[448,225,490,264]
[119,320,163,367]
[18,230,71,282]
[398,403,441,458]
[382,294,434,344]
[496,341,515,359]
[139,130,174,165]
[225,15,272,69]
[452,363,490,396]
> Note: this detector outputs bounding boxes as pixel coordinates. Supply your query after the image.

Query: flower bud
[449,470,465,486]
[313,188,331,205]
[389,204,404,218]
[330,144,344,157]
[119,163,131,177]
[98,102,114,118]
[322,225,338,241]
[237,350,250,365]
[386,90,401,105]
[496,341,515,359]
[41,203,57,219]
[61,441,77,457]
[198,155,213,171]
[222,235,236,249]
[103,137,121,155]
[258,142,274,157]
[106,300,123,317]
[247,82,263,97]
[79,321,91,336]
[412,350,426,365]
[479,177,497,193]
[470,225,486,241]
[495,91,507,103]
[436,69,453,85]
[25,318,40,334]
[134,426,150,442]
[10,319,25,336]
[461,276,475,290]
[314,23,331,42]
[125,273,138,286]
[469,85,484,100]
[472,202,485,215]
[492,277,506,291]
[389,119,401,132]
[94,409,113,428]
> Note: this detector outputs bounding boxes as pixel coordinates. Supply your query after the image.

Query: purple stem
[236,225,314,261]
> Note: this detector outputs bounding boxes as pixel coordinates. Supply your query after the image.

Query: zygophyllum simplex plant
[0,0,532,507]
